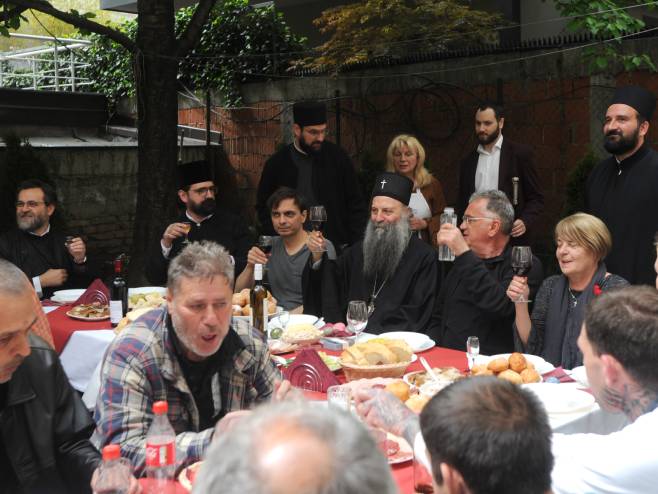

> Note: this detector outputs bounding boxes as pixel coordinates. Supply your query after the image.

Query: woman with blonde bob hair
[386,134,446,244]
[507,213,628,368]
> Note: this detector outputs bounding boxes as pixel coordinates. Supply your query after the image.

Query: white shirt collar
[476,134,504,155]
[186,211,213,226]
[27,223,51,237]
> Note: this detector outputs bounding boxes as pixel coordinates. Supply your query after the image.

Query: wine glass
[258,235,273,256]
[309,206,328,252]
[346,300,368,343]
[511,246,533,303]
[181,222,192,245]
[466,336,480,371]
[278,310,290,330]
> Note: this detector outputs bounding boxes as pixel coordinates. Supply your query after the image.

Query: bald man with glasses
[431,190,543,354]
[145,160,252,285]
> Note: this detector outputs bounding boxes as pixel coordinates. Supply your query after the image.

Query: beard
[189,197,216,217]
[17,211,48,233]
[170,310,221,360]
[603,126,640,155]
[299,136,323,155]
[476,125,500,146]
[362,216,411,285]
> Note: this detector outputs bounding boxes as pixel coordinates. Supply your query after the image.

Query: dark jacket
[457,138,544,242]
[256,142,368,248]
[0,335,100,494]
[0,229,96,299]
[431,246,543,355]
[145,208,253,285]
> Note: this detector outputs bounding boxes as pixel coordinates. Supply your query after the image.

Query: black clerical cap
[293,101,327,127]
[610,86,656,120]
[177,160,213,189]
[371,172,413,205]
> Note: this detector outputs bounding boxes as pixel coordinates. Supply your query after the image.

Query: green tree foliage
[78,0,305,106]
[553,0,656,71]
[298,0,504,72]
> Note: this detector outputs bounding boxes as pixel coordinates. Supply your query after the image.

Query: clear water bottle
[438,207,457,261]
[93,444,131,494]
[145,401,176,482]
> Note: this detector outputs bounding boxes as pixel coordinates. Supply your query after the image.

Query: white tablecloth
[60,330,115,392]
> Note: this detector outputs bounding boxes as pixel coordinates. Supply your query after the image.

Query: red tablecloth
[47,305,112,353]
[301,345,466,494]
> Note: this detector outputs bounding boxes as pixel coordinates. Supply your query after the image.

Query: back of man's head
[0,259,30,297]
[585,286,658,393]
[193,402,397,494]
[420,377,553,494]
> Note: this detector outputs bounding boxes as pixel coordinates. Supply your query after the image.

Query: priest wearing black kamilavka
[585,85,658,286]
[256,100,368,252]
[145,160,252,285]
[303,172,439,334]
[0,179,96,299]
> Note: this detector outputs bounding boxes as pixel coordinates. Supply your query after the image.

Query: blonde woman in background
[386,134,446,244]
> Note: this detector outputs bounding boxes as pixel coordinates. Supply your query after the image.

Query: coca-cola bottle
[92,444,131,494]
[145,401,176,482]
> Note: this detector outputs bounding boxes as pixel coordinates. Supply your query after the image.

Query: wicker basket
[340,360,412,381]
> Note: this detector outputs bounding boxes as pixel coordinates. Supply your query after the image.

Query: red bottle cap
[102,444,121,461]
[153,401,168,415]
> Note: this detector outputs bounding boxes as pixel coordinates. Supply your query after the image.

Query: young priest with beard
[304,172,439,334]
[145,160,252,285]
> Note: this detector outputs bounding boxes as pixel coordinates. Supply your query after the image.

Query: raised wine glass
[346,300,368,344]
[309,206,327,252]
[258,235,273,256]
[511,246,533,303]
[181,222,192,245]
[466,336,480,371]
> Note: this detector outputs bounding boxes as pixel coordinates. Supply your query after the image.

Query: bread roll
[497,369,523,385]
[405,394,430,414]
[509,352,527,373]
[241,305,252,316]
[232,293,244,306]
[487,357,509,373]
[385,381,410,402]
[521,368,541,384]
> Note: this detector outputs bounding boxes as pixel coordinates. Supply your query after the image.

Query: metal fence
[0,33,92,91]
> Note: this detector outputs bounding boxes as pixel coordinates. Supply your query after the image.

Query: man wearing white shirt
[457,102,544,242]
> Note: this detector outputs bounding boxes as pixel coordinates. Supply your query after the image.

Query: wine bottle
[110,258,128,327]
[250,263,268,335]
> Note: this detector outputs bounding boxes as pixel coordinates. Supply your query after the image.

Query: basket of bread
[471,352,541,384]
[339,338,414,381]
[231,288,278,318]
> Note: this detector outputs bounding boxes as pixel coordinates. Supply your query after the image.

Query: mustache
[605,129,622,137]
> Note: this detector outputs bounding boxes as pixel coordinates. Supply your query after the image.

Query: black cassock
[304,235,439,334]
[0,229,95,298]
[586,144,658,286]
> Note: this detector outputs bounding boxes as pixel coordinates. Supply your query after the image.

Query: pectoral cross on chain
[380,179,387,189]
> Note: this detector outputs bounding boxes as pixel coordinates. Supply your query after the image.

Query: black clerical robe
[585,144,658,285]
[145,208,252,286]
[304,235,439,334]
[0,229,95,299]
[431,247,543,355]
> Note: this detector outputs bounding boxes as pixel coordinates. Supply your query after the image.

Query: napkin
[542,366,576,383]
[72,279,110,305]
[283,348,339,392]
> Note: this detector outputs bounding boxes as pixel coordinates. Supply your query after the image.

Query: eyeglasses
[16,201,46,209]
[304,128,329,138]
[190,186,217,196]
[461,215,497,225]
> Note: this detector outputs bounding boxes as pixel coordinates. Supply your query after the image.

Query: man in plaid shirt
[92,241,286,474]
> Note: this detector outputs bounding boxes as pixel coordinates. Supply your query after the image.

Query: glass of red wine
[511,246,533,303]
[309,205,327,252]
[258,235,273,256]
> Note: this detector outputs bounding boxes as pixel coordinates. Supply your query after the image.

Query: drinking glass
[466,336,480,371]
[278,310,290,330]
[64,235,75,248]
[258,235,273,256]
[309,206,328,253]
[511,246,533,303]
[346,300,368,343]
[327,385,351,411]
[181,222,192,245]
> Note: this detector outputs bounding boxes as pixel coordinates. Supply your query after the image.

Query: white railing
[0,33,93,91]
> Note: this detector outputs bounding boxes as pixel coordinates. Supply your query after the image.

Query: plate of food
[127,287,166,309]
[471,352,545,384]
[268,314,320,332]
[404,366,464,388]
[179,461,203,492]
[66,302,110,321]
[383,432,413,465]
[268,339,299,355]
[360,331,434,353]
[280,323,324,346]
[523,383,596,414]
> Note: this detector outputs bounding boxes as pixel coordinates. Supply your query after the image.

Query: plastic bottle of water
[438,207,457,261]
[92,444,131,494]
[145,401,176,483]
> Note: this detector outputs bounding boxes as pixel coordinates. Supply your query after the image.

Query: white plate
[475,353,555,375]
[128,286,166,296]
[570,366,589,387]
[267,314,320,331]
[360,331,432,353]
[523,383,596,414]
[52,289,85,303]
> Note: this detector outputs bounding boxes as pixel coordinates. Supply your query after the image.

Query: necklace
[368,273,389,316]
[568,288,580,307]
